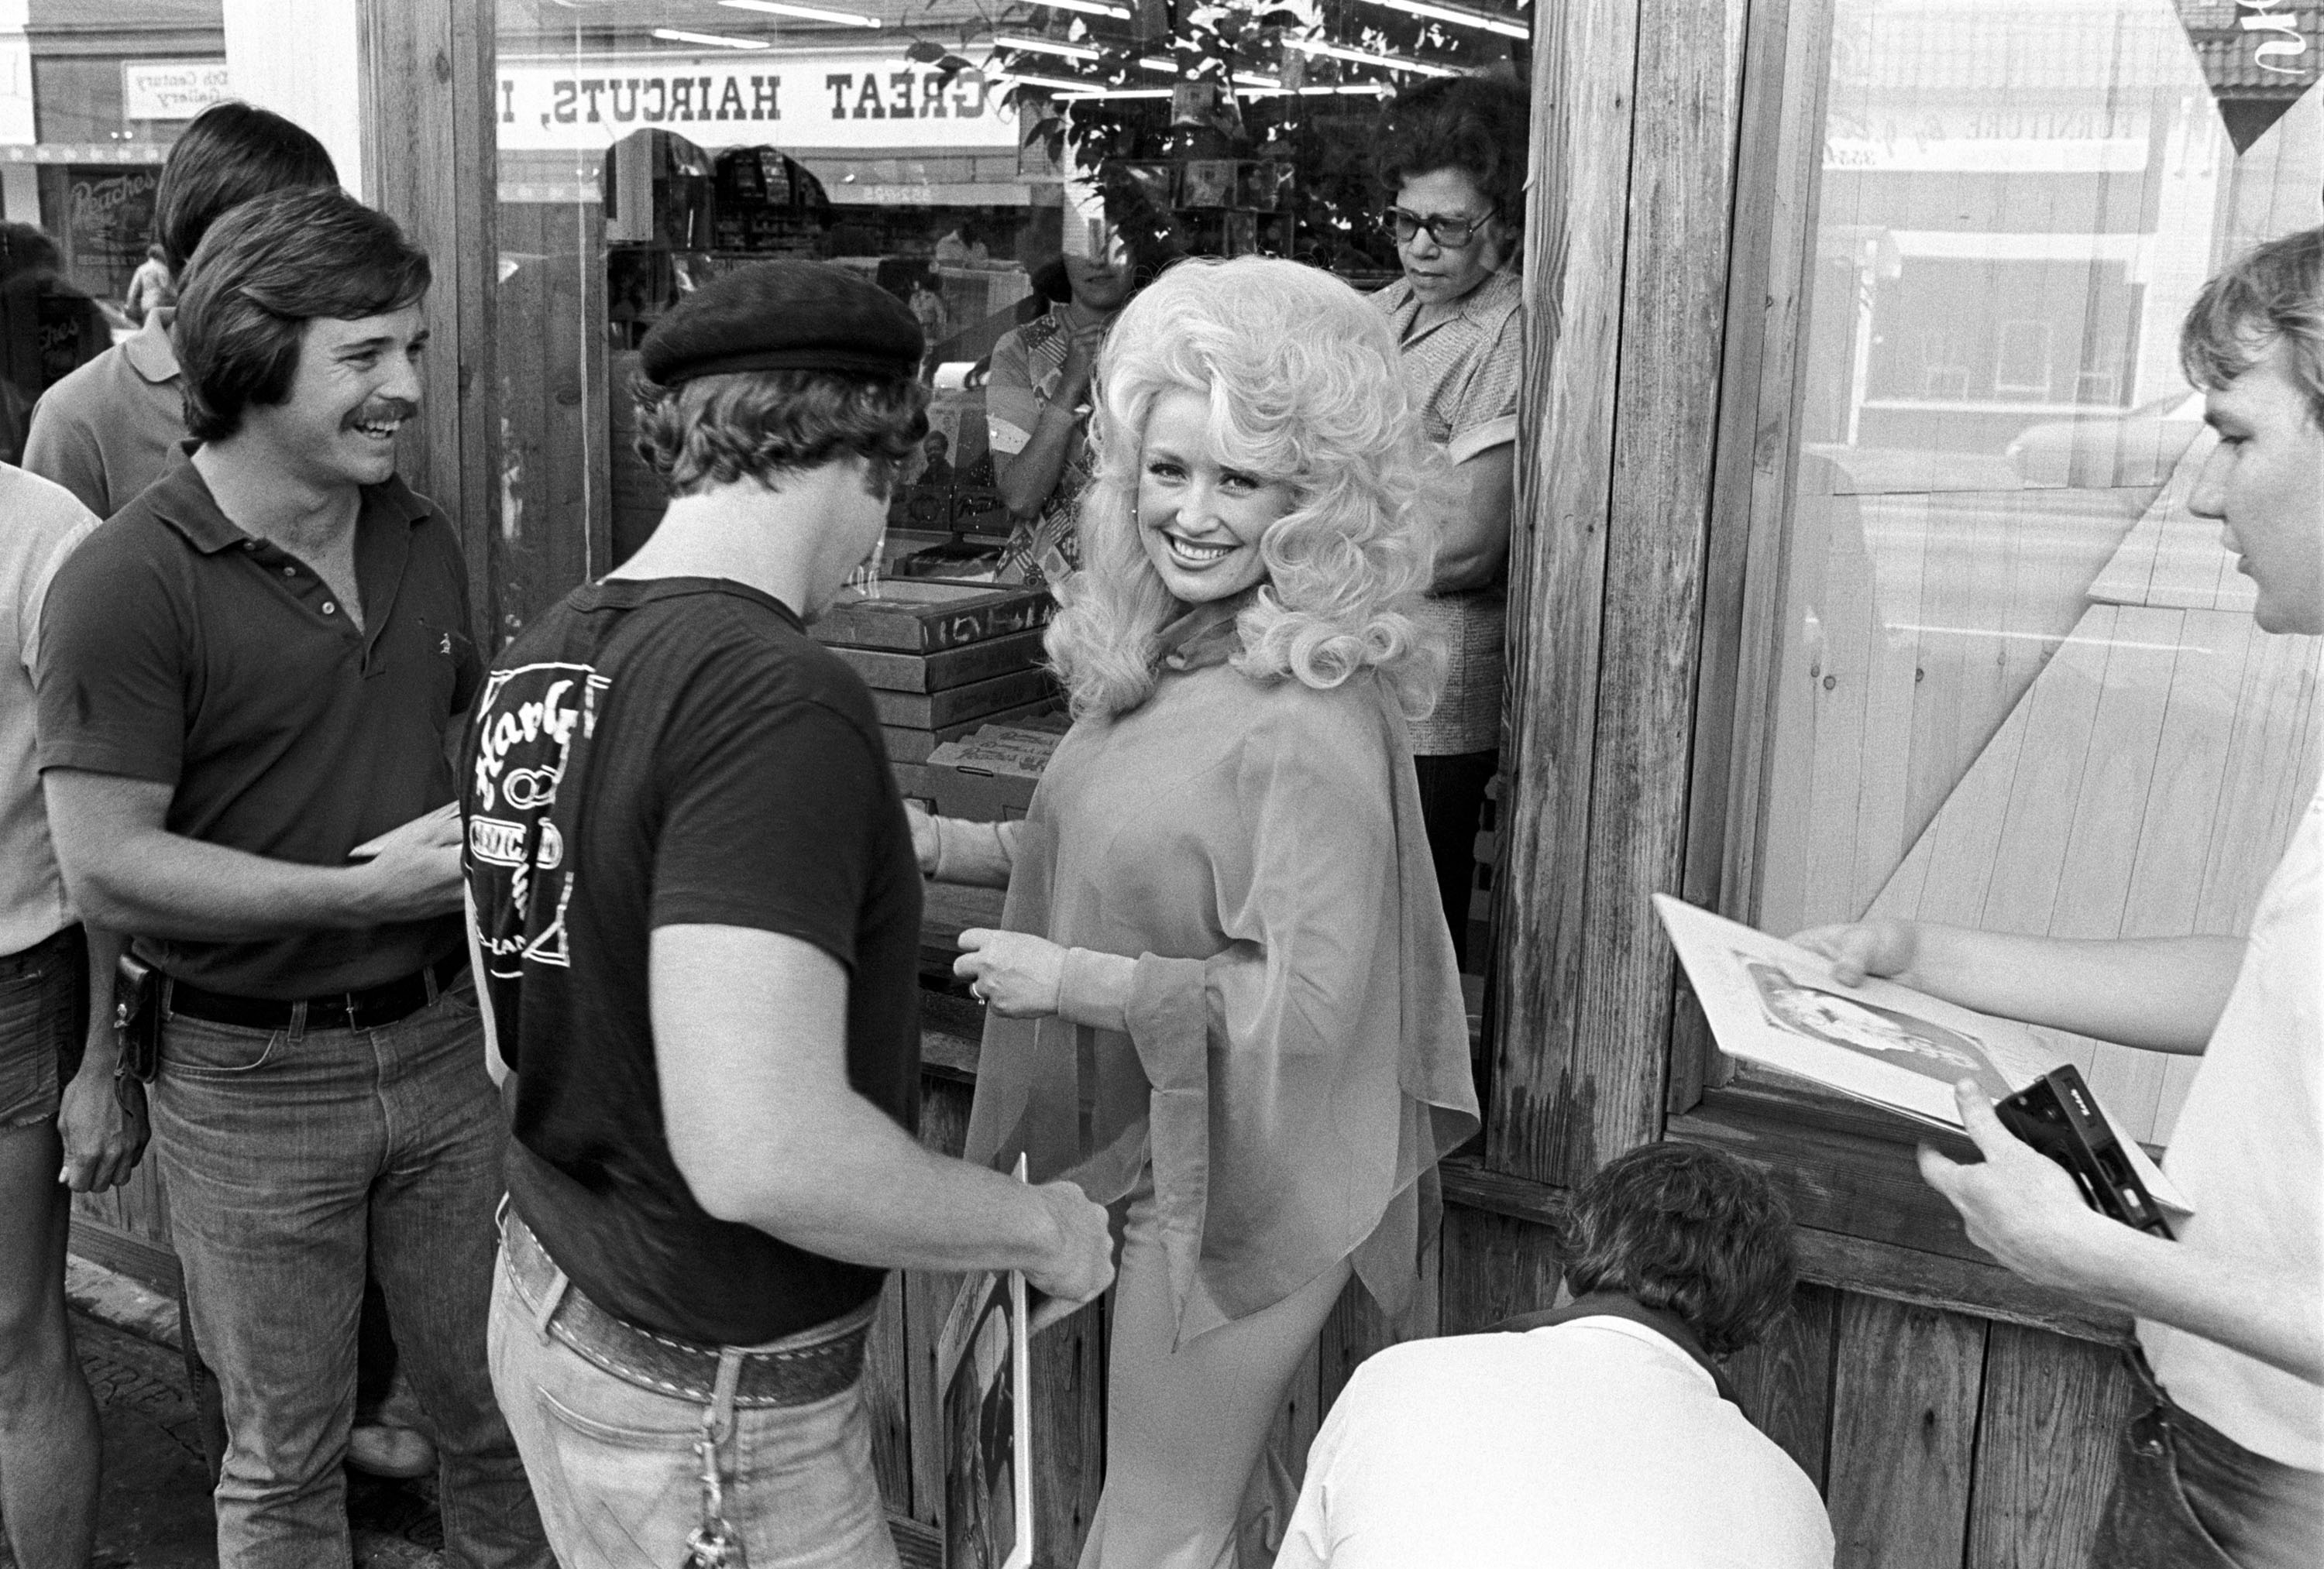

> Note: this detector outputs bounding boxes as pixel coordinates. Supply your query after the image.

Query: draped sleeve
[964,666,1479,1344]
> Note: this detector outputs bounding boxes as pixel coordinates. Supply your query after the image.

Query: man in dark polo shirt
[24,101,335,519]
[468,262,1112,1567]
[33,187,546,1567]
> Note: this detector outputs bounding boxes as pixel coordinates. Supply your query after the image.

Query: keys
[681,1522,745,1567]
[681,1427,747,1567]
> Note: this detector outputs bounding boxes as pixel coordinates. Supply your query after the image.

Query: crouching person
[1278,1143,1834,1569]
[467,259,1115,1569]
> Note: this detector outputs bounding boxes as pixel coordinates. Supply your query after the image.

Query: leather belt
[501,1212,871,1409]
[166,953,468,1033]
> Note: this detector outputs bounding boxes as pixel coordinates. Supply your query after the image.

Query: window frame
[1479,0,2134,1340]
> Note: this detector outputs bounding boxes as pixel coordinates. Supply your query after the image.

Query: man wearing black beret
[463,260,1113,1567]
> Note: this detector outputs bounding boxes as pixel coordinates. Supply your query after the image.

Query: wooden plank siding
[1492,0,1755,1184]
[1726,1282,1840,1491]
[1487,0,1647,1185]
[1966,1326,2135,1569]
[1825,1296,1987,1568]
[363,0,498,624]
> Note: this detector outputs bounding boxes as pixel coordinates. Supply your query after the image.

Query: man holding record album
[1797,228,2324,1569]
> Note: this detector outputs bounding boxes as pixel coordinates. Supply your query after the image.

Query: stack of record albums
[811,579,1065,812]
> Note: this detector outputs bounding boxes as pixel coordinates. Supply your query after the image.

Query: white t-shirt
[0,466,97,955]
[2142,774,2324,1471]
[1277,1317,1834,1569]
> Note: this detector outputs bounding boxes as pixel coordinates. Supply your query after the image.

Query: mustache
[344,399,419,425]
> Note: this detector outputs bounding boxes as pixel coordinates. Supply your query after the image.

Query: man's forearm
[2071,1224,2322,1385]
[1899,928,2242,1053]
[706,1091,1065,1276]
[65,824,386,941]
[74,925,122,1075]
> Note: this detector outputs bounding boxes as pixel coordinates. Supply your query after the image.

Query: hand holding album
[1652,895,2188,1221]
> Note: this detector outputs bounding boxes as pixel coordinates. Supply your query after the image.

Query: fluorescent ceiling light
[1287,37,1458,77]
[1367,0,1530,41]
[718,0,882,28]
[1241,82,1395,98]
[1025,0,1133,16]
[651,26,770,48]
[992,70,1098,94]
[994,35,1101,62]
[1287,37,1459,78]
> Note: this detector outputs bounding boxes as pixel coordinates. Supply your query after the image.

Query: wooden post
[361,0,498,628]
[1487,0,1754,1184]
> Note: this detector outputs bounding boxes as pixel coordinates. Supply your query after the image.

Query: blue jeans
[151,980,548,1569]
[2091,1351,2324,1569]
[0,925,83,1129]
[486,1225,900,1569]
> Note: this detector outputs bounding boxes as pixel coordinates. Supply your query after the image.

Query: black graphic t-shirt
[463,575,923,1345]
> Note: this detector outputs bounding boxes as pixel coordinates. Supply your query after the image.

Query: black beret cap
[640,259,923,385]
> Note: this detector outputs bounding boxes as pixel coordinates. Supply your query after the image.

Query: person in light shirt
[1796,227,2324,1569]
[1277,1142,1832,1569]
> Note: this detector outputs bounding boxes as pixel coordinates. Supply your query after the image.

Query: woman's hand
[1058,328,1102,407]
[955,929,1066,1018]
[57,1066,149,1193]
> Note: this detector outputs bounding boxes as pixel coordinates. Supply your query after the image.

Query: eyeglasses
[1381,205,1498,249]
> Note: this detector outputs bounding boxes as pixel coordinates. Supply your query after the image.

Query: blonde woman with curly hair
[913,257,1480,1569]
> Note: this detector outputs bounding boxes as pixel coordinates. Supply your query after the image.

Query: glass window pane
[1750,0,2320,1146]
[488,2,1532,986]
[490,1,1530,627]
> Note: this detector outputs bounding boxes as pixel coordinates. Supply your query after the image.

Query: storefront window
[0,3,226,458]
[489,0,1528,616]
[489,2,1532,980]
[1746,0,2321,1145]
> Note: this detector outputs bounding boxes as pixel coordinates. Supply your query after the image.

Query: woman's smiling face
[1136,386,1296,604]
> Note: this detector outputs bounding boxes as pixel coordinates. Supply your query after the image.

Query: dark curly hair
[1373,73,1530,222]
[2181,226,2324,428]
[1551,1142,1796,1358]
[631,368,929,500]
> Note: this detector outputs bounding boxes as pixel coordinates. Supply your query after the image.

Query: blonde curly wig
[1045,256,1452,720]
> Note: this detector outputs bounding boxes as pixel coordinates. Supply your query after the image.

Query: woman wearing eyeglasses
[1371,74,1529,971]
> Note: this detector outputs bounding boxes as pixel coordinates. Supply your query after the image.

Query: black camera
[1995,1064,2174,1239]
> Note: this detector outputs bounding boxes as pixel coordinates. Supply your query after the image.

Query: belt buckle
[336,990,377,1032]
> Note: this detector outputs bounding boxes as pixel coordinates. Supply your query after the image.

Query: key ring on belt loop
[691,1348,748,1557]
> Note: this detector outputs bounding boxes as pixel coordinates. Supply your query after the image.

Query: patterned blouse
[984,307,1096,588]
[1373,269,1524,756]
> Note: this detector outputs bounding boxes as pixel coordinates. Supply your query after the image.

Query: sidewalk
[0,1259,447,1569]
